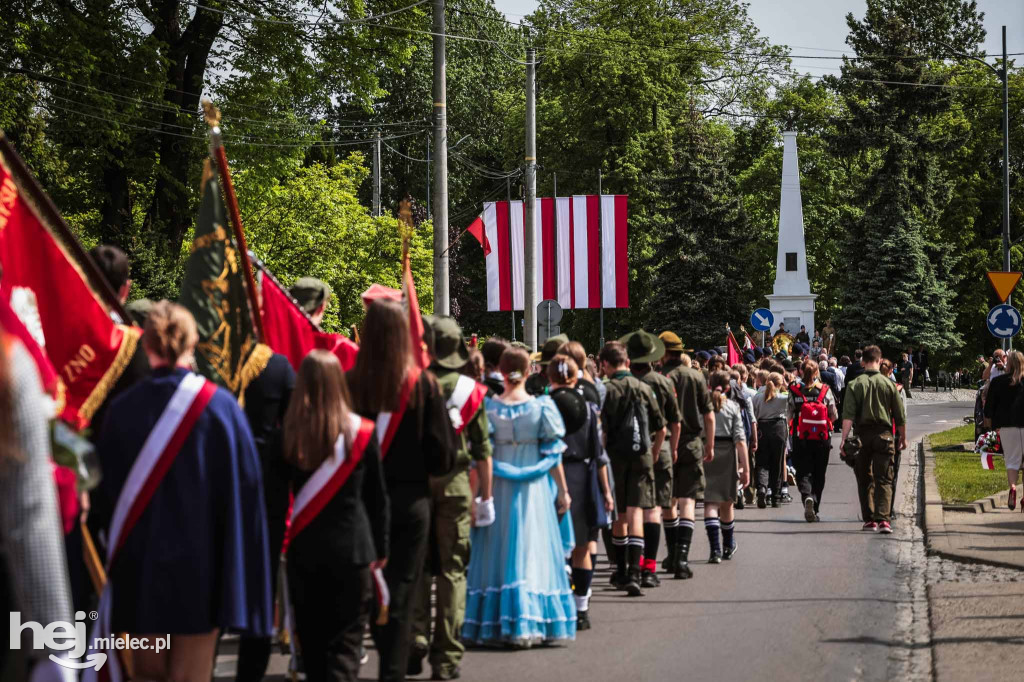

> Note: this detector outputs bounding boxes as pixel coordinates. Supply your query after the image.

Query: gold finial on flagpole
[201,98,221,128]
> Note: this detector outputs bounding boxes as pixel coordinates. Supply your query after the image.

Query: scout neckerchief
[85,372,217,682]
[283,414,390,624]
[375,366,422,457]
[446,374,488,435]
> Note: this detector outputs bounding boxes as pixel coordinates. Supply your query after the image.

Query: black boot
[624,566,644,596]
[641,568,660,588]
[673,542,693,579]
[756,487,767,509]
[661,536,676,573]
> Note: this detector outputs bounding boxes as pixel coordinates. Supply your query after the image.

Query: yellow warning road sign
[987,271,1023,303]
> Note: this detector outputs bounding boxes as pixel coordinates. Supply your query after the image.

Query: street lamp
[937,26,1012,349]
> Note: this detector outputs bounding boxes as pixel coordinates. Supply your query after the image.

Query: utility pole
[432,0,450,315]
[372,130,381,217]
[524,46,538,350]
[598,169,604,347]
[426,136,431,220]
[1002,26,1012,350]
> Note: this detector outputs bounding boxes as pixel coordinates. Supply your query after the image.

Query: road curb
[922,437,1024,570]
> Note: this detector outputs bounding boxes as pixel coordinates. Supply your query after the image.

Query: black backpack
[606,386,652,458]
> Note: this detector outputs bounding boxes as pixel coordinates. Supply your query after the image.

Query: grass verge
[930,426,1008,504]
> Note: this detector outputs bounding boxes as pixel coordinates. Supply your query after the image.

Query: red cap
[361,283,402,307]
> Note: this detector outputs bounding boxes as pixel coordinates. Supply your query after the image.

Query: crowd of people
[2,245,912,682]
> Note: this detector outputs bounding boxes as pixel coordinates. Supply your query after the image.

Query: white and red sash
[447,375,488,435]
[84,373,216,682]
[286,414,375,542]
[375,367,422,457]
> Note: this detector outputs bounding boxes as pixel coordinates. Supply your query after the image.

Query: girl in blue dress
[462,347,576,647]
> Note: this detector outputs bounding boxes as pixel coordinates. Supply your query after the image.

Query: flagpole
[0,134,131,323]
[202,100,266,342]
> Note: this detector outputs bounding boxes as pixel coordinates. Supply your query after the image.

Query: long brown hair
[499,347,530,387]
[1007,351,1024,386]
[709,370,730,412]
[143,301,198,366]
[284,350,352,471]
[349,300,414,413]
[800,358,820,386]
[560,341,591,381]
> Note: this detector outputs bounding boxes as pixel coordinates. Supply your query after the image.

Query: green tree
[830,0,984,355]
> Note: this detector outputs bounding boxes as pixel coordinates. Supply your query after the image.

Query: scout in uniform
[623,331,681,588]
[410,316,493,680]
[598,340,666,596]
[840,344,906,534]
[656,330,688,571]
[666,348,715,579]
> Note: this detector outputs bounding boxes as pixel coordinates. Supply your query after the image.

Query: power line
[185,0,429,27]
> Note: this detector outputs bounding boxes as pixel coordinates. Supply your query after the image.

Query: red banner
[261,272,358,371]
[0,147,139,429]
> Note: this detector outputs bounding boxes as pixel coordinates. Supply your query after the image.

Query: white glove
[474,497,495,527]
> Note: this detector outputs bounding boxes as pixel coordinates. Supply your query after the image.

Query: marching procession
[0,157,909,679]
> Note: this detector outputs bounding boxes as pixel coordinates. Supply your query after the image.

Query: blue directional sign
[987,304,1022,339]
[750,308,775,332]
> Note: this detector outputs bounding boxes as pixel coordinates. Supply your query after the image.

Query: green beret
[290,277,332,315]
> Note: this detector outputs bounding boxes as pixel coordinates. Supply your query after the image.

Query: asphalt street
[214,400,973,682]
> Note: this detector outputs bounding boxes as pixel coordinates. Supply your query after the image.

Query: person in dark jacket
[347,299,457,682]
[283,350,388,682]
[547,354,612,632]
[984,350,1024,510]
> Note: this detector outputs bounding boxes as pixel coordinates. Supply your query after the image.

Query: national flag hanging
[726,328,743,366]
[465,214,492,256]
[178,158,271,397]
[482,195,628,311]
[0,134,139,429]
[257,264,359,371]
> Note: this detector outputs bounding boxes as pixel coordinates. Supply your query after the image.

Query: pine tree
[645,124,754,348]
[831,0,984,355]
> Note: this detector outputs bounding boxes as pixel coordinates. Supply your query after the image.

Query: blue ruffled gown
[462,395,576,646]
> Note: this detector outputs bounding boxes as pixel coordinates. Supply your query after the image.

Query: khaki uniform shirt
[667,366,713,437]
[842,370,906,428]
[601,370,666,440]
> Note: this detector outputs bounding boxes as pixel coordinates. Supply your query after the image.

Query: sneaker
[813,512,821,522]
[708,552,722,565]
[735,494,745,510]
[432,667,461,680]
[878,521,893,534]
[722,542,737,560]
[804,497,816,523]
[641,569,660,588]
[408,641,428,676]
[756,490,767,509]
[862,521,878,532]
[576,610,592,631]
[780,492,793,504]
[360,647,369,665]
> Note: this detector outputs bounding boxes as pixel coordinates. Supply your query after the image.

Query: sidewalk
[922,441,1024,682]
[922,445,1024,570]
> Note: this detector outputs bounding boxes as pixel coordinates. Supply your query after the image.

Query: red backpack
[790,383,832,441]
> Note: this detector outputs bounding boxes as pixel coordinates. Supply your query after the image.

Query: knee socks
[721,520,735,550]
[626,536,644,573]
[642,522,660,572]
[704,518,721,555]
[571,568,593,612]
[612,535,628,575]
[678,519,695,560]
[663,516,679,551]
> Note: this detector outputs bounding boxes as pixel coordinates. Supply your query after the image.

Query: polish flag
[981,452,997,470]
[483,195,627,311]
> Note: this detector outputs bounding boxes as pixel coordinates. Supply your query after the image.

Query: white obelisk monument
[766,130,817,337]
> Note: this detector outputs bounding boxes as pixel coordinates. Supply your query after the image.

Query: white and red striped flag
[981,451,997,470]
[482,195,627,311]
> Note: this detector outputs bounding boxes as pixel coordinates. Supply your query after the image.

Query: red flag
[259,269,358,371]
[726,329,742,366]
[0,291,59,398]
[0,137,139,429]
[466,214,492,256]
[403,248,431,370]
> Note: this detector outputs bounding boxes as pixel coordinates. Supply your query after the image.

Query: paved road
[214,401,973,682]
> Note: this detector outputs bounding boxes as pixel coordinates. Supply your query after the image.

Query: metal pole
[426,137,431,220]
[598,169,604,347]
[508,177,515,341]
[524,47,538,350]
[432,0,450,315]
[372,130,381,217]
[1003,26,1012,350]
